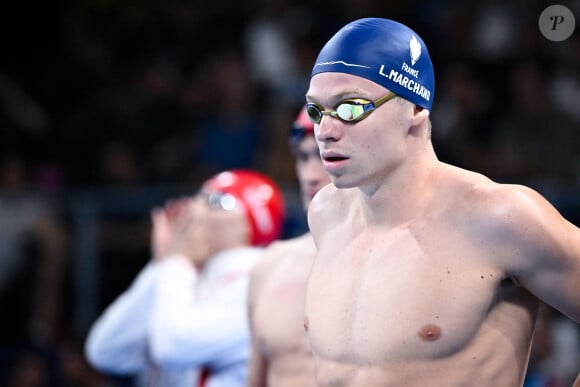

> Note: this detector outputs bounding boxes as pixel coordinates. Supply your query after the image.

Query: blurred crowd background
[0,0,579,386]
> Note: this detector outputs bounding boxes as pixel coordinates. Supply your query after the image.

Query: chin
[330,176,355,189]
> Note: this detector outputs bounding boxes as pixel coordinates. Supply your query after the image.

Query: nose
[314,116,342,143]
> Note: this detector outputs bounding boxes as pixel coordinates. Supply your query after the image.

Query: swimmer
[85,169,285,387]
[246,106,330,387]
[303,17,580,387]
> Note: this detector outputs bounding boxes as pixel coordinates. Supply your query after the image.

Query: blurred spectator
[243,1,318,106]
[192,48,266,178]
[524,303,580,387]
[469,0,520,63]
[0,153,66,384]
[0,153,66,341]
[431,62,497,170]
[488,60,579,183]
[95,140,152,312]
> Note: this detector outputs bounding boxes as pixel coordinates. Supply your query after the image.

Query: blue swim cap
[311,18,435,111]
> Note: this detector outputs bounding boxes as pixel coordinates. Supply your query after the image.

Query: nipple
[304,316,310,332]
[418,324,441,341]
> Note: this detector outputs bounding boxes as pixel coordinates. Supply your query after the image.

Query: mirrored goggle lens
[335,102,368,121]
[207,191,237,211]
[306,103,323,124]
[306,100,372,124]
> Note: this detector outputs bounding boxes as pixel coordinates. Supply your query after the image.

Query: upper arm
[84,264,157,373]
[85,314,148,374]
[247,245,279,316]
[246,242,293,386]
[494,186,580,322]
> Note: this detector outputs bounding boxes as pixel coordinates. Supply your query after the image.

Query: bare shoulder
[433,164,573,259]
[454,175,578,274]
[309,183,340,214]
[249,234,314,295]
[255,235,313,269]
[308,184,352,234]
[463,180,569,242]
[452,174,580,321]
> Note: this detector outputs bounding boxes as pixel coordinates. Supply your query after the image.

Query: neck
[358,142,439,226]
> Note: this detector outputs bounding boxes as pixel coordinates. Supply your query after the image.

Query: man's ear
[411,105,429,127]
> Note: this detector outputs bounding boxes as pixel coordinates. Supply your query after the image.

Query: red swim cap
[202,169,285,246]
[289,105,315,145]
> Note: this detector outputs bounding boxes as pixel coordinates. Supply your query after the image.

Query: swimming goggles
[306,91,397,124]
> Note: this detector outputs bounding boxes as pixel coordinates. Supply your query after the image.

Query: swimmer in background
[246,106,331,387]
[85,169,285,387]
[303,18,580,386]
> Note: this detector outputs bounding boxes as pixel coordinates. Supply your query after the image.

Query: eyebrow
[305,89,371,105]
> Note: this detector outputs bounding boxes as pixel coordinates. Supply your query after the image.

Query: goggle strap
[373,91,397,108]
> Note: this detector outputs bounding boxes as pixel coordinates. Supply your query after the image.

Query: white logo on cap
[314,61,371,69]
[410,36,421,66]
[243,186,274,235]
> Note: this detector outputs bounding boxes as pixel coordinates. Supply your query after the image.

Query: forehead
[307,72,387,102]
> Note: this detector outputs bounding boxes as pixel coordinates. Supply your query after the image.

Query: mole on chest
[304,316,310,332]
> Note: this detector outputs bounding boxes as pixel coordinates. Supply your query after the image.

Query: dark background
[0,0,578,385]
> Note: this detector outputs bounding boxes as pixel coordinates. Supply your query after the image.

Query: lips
[321,151,348,163]
[320,151,349,174]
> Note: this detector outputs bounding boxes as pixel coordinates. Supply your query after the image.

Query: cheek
[295,161,306,178]
[228,211,250,234]
[359,131,389,155]
[296,163,310,185]
[187,222,210,249]
[296,162,308,185]
[209,211,239,230]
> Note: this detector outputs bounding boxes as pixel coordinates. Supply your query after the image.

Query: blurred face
[292,135,330,210]
[185,192,250,266]
[306,72,414,189]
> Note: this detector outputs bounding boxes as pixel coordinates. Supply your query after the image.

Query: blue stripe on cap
[311,18,435,111]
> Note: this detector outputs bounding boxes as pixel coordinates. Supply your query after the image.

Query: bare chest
[304,226,506,362]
